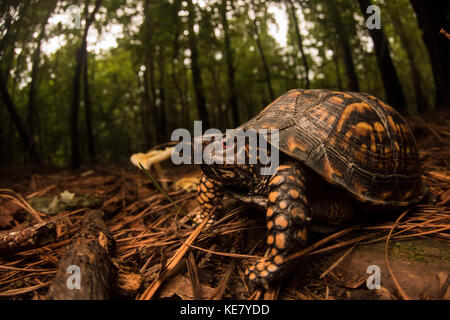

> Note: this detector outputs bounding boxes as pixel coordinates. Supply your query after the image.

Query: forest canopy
[0,0,449,168]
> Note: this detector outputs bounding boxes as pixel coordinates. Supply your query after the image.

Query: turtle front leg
[246,162,309,288]
[195,173,224,225]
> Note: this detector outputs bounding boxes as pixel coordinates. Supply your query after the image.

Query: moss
[392,241,430,263]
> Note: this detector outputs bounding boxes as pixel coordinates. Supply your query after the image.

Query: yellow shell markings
[387,115,397,132]
[326,114,337,127]
[323,157,343,179]
[329,96,345,104]
[336,102,372,132]
[381,190,392,199]
[287,135,308,153]
[404,190,413,199]
[260,121,279,130]
[379,100,394,113]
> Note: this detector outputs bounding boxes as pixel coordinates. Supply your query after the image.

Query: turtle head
[193,132,260,186]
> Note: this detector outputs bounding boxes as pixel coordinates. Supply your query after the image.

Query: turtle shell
[238,89,426,206]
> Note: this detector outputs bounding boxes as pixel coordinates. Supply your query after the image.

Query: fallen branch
[0,221,56,255]
[47,210,116,300]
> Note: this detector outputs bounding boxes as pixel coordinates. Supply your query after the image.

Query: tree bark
[286,0,310,89]
[388,6,429,113]
[157,48,168,143]
[220,0,240,127]
[27,20,47,141]
[0,222,56,255]
[47,210,116,300]
[187,0,211,129]
[325,1,360,91]
[0,71,41,163]
[410,0,450,109]
[170,0,190,131]
[83,52,96,160]
[249,1,275,102]
[70,0,102,168]
[357,0,407,113]
[141,0,156,149]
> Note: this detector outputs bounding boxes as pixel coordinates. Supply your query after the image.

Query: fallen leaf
[0,200,21,228]
[60,190,75,202]
[159,275,215,299]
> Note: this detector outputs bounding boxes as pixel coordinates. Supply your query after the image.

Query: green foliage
[0,0,437,167]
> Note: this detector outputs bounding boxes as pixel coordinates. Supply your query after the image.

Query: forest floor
[0,112,449,300]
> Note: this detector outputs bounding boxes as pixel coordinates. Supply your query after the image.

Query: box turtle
[195,89,426,288]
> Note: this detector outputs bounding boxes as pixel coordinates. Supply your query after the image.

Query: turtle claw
[245,258,278,291]
[192,212,216,226]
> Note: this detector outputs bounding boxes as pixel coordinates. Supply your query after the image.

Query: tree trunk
[187,0,211,129]
[249,2,275,102]
[220,0,240,127]
[27,20,47,141]
[170,0,190,131]
[47,210,116,300]
[410,0,450,110]
[141,0,155,149]
[157,48,168,143]
[286,0,310,89]
[0,71,41,163]
[325,1,359,91]
[83,52,96,160]
[388,6,429,113]
[357,0,407,113]
[70,0,102,168]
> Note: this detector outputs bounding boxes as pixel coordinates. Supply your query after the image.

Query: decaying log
[0,221,56,255]
[47,210,116,300]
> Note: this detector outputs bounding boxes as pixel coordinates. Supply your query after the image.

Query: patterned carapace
[195,89,426,288]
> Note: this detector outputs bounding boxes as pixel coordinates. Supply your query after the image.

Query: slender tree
[325,1,360,91]
[187,0,211,129]
[83,52,95,160]
[387,3,429,112]
[70,0,102,168]
[249,1,275,101]
[0,71,41,162]
[220,0,240,127]
[410,0,450,109]
[357,0,407,113]
[286,0,310,89]
[27,18,48,141]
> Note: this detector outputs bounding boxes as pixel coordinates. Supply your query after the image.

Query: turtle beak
[192,133,225,164]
